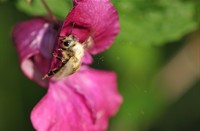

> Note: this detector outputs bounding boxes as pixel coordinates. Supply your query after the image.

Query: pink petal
[60,0,120,54]
[66,66,122,130]
[31,66,122,131]
[12,18,58,87]
[31,80,93,131]
[82,50,93,64]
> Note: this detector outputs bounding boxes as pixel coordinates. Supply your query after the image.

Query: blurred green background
[0,0,200,131]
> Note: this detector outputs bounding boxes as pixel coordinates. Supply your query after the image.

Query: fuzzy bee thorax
[42,35,85,80]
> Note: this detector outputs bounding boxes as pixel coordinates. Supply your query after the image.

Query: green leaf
[191,0,200,22]
[112,0,198,46]
[16,0,72,18]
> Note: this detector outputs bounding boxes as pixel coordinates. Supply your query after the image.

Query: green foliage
[112,0,198,46]
[196,4,200,22]
[16,0,72,18]
[96,42,165,131]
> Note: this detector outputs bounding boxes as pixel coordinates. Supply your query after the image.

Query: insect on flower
[42,34,85,80]
[27,0,83,81]
[14,0,122,130]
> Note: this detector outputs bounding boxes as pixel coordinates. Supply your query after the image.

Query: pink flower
[12,0,122,131]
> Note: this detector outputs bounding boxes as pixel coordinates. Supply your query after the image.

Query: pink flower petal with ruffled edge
[60,0,120,54]
[12,18,57,87]
[66,66,122,130]
[31,66,122,131]
[31,81,93,131]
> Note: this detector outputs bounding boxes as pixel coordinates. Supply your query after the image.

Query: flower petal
[66,66,122,130]
[12,18,57,87]
[82,50,93,64]
[31,80,94,131]
[60,0,120,54]
[31,66,122,131]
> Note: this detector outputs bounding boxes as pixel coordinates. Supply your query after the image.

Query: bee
[42,35,84,80]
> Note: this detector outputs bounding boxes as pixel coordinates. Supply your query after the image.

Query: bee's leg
[52,53,63,61]
[58,48,67,51]
[42,68,60,79]
[61,58,70,66]
[52,53,70,64]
